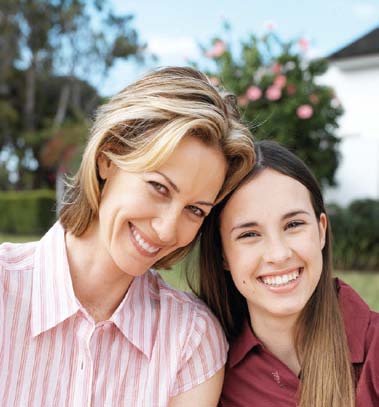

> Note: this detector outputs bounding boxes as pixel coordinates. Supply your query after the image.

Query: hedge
[0,189,56,235]
[329,199,379,271]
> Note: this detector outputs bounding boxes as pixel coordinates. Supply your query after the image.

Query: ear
[97,153,113,181]
[318,213,327,249]
[222,253,230,271]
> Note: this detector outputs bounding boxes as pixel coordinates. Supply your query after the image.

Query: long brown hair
[194,140,355,407]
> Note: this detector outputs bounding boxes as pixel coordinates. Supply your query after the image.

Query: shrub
[329,199,379,270]
[0,189,56,235]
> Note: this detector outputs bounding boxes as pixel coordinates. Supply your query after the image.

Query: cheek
[226,246,259,284]
[178,221,202,247]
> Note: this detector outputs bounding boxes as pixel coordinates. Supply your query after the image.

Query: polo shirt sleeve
[171,302,228,397]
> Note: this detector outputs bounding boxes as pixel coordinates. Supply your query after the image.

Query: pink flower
[246,86,262,101]
[296,104,313,119]
[266,86,282,101]
[272,63,282,75]
[210,76,220,86]
[309,94,319,104]
[274,75,287,88]
[206,40,226,58]
[298,37,309,52]
[286,83,297,95]
[238,95,248,107]
[213,40,226,56]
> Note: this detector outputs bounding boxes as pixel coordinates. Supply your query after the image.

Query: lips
[129,223,161,256]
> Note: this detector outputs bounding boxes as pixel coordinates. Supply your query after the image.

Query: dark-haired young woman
[196,140,379,407]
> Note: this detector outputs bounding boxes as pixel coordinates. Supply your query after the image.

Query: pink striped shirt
[0,223,227,406]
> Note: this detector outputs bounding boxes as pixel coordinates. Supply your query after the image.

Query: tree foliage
[197,24,343,187]
[0,0,146,189]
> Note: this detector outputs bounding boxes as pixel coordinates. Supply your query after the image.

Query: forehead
[156,136,227,196]
[221,169,313,223]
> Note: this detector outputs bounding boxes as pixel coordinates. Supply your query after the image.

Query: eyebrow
[230,210,311,233]
[155,171,214,207]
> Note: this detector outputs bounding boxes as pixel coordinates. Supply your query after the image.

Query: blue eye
[187,205,206,218]
[149,181,169,196]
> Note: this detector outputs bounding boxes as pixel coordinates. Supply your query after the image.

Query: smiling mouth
[259,268,303,287]
[129,223,161,255]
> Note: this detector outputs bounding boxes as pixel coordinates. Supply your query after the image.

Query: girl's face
[96,135,227,278]
[220,169,327,325]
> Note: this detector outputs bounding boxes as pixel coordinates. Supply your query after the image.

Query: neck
[65,223,134,323]
[249,310,301,376]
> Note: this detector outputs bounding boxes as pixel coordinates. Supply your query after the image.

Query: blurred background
[0,0,378,308]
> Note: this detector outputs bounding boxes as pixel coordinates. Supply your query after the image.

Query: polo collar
[228,318,261,368]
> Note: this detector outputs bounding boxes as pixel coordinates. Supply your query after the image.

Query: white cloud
[352,2,379,21]
[147,36,200,60]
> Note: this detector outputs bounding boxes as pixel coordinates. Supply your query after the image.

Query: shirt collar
[32,222,156,358]
[31,222,80,337]
[111,271,155,359]
[336,278,371,364]
[228,318,261,368]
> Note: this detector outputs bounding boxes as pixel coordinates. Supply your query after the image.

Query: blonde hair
[60,66,255,268]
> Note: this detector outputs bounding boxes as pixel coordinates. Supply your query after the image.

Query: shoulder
[336,278,379,355]
[336,278,372,319]
[0,241,38,274]
[146,270,228,357]
[148,269,223,328]
[145,271,229,397]
[0,241,37,307]
[366,308,379,344]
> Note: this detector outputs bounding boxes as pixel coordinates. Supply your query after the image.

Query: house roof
[328,27,379,60]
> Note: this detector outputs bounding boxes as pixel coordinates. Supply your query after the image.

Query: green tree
[0,0,146,189]
[198,24,343,187]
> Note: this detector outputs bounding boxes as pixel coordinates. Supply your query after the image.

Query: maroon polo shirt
[220,279,379,407]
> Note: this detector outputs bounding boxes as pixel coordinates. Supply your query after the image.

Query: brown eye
[238,231,260,239]
[286,220,304,230]
[149,181,169,196]
[187,205,205,218]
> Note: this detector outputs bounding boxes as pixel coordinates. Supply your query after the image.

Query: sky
[98,0,379,96]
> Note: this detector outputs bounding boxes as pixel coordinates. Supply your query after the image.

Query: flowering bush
[199,25,343,187]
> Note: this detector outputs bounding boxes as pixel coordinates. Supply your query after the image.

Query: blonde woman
[0,67,254,406]
[197,140,379,407]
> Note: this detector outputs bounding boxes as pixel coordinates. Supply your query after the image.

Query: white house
[321,27,379,206]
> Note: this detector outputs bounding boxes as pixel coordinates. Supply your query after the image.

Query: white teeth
[261,270,300,287]
[131,225,160,254]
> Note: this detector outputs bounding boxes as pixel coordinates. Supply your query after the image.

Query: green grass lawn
[0,233,41,243]
[2,234,378,312]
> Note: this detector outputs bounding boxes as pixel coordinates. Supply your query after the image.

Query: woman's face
[220,168,327,325]
[97,135,227,278]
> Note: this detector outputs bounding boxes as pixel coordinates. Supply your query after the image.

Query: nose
[151,209,179,245]
[262,235,292,264]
